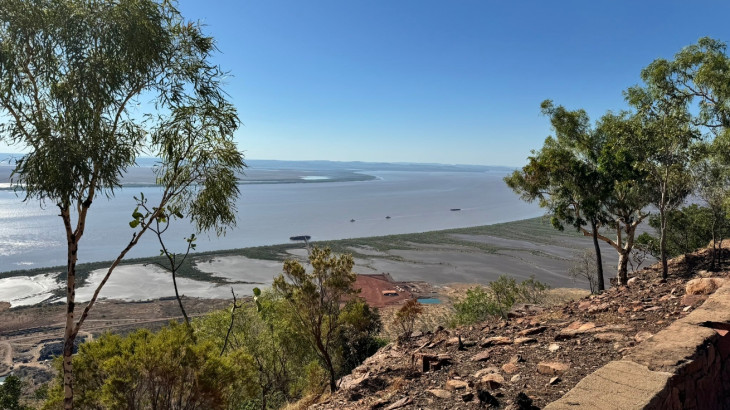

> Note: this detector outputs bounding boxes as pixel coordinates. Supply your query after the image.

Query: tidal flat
[0,217,634,307]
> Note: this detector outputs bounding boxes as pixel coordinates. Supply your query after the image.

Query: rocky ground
[310,247,728,410]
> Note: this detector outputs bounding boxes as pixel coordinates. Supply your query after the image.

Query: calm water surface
[0,170,540,272]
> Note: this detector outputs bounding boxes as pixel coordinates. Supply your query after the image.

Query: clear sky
[5,1,730,166]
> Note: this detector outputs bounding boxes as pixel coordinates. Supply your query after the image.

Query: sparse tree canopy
[627,60,699,280]
[641,37,730,132]
[506,101,652,286]
[273,247,358,393]
[393,298,424,341]
[0,0,245,407]
[638,37,730,272]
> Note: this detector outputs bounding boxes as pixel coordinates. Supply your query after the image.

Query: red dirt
[354,274,413,308]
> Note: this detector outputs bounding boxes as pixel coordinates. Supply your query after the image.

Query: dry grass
[283,392,330,410]
[377,284,589,340]
[543,287,591,306]
[379,301,455,341]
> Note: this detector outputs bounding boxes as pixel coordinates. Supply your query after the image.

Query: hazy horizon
[0,153,518,170]
[2,2,730,166]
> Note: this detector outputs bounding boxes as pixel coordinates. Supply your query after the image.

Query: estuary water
[0,166,541,273]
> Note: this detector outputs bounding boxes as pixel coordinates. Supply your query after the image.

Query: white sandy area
[75,264,262,302]
[194,255,281,284]
[0,273,61,307]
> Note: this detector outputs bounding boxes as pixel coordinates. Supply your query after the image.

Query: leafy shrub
[452,286,500,325]
[0,375,30,410]
[43,322,255,410]
[338,299,384,375]
[452,275,550,325]
[517,276,550,303]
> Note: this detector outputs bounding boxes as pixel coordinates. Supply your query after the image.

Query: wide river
[0,169,541,273]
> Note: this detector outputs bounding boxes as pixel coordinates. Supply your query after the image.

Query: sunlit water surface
[0,170,540,273]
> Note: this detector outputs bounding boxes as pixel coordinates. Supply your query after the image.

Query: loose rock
[445,379,469,391]
[686,278,724,295]
[427,389,452,399]
[502,362,519,374]
[481,336,512,347]
[471,351,491,362]
[536,361,570,375]
[481,373,505,389]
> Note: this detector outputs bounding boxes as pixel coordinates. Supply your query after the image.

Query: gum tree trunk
[617,251,630,286]
[660,214,668,280]
[61,207,80,410]
[591,220,605,292]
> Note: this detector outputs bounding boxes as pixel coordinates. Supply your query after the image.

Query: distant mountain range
[1,154,515,173]
[243,159,514,173]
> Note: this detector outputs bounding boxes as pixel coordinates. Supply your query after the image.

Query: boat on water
[289,235,311,241]
[350,219,356,222]
[450,208,461,211]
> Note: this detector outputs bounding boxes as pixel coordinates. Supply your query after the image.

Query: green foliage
[452,275,550,325]
[273,247,358,393]
[640,37,730,130]
[195,285,382,408]
[506,100,654,286]
[43,322,254,410]
[197,289,319,409]
[453,286,498,325]
[0,0,245,406]
[638,204,730,259]
[338,300,383,375]
[517,276,550,304]
[626,46,700,279]
[0,375,30,410]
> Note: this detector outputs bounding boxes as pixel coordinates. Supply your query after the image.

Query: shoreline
[0,217,632,307]
[1,216,556,278]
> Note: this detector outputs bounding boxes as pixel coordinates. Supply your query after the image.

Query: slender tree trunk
[718,227,724,268]
[171,269,191,331]
[327,359,337,393]
[591,220,605,292]
[710,226,717,270]
[318,339,337,393]
[660,209,669,280]
[617,251,630,286]
[62,259,76,410]
[61,207,78,410]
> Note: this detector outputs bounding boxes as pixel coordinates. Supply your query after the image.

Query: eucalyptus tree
[625,84,697,280]
[693,147,730,269]
[639,38,730,270]
[0,0,245,407]
[641,37,730,132]
[593,111,653,284]
[505,100,610,291]
[507,102,651,286]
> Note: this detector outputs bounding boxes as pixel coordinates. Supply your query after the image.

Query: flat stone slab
[546,280,730,409]
[544,360,672,410]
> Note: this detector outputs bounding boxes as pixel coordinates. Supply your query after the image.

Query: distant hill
[0,155,515,187]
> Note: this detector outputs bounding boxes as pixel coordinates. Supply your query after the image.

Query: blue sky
[5,1,730,166]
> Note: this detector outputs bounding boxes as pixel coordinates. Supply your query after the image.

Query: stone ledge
[545,279,730,410]
[544,360,671,410]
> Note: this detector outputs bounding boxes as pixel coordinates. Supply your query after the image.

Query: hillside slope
[310,247,727,409]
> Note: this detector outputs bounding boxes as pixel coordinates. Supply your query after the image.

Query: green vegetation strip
[2,217,584,289]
